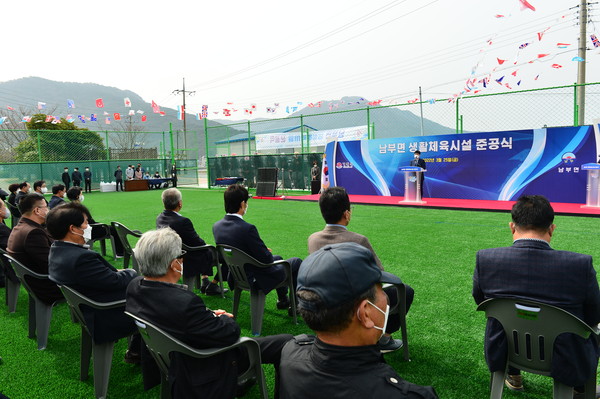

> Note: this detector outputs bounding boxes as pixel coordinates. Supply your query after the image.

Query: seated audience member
[66,186,124,256]
[7,193,63,304]
[0,188,8,202]
[143,172,151,180]
[153,171,161,179]
[279,243,439,399]
[127,228,292,398]
[0,200,16,287]
[33,180,48,204]
[14,182,30,207]
[48,185,66,209]
[308,186,413,352]
[7,184,21,218]
[473,195,600,397]
[46,202,140,363]
[156,188,222,295]
[213,184,301,314]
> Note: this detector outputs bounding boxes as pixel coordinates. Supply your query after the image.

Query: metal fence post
[105,131,110,160]
[455,99,460,133]
[204,118,211,189]
[300,114,305,153]
[247,120,252,155]
[169,123,175,166]
[366,106,371,139]
[37,130,43,179]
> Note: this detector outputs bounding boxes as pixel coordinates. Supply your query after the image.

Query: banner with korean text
[323,125,599,204]
[255,125,368,151]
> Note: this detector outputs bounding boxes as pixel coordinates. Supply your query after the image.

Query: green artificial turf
[1,188,599,398]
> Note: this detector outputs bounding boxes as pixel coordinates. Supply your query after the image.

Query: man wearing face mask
[47,202,141,363]
[279,243,439,399]
[7,193,64,304]
[409,150,427,199]
[48,185,66,209]
[33,180,49,205]
[62,167,71,190]
[0,200,16,287]
[83,167,92,193]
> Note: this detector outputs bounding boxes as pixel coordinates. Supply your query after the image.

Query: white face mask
[41,187,48,194]
[79,195,84,202]
[414,154,419,159]
[2,207,10,219]
[366,300,390,339]
[73,224,93,242]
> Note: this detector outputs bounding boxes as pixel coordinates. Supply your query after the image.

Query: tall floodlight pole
[577,0,588,126]
[172,78,195,148]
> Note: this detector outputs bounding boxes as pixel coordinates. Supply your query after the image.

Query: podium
[399,166,426,204]
[581,163,600,208]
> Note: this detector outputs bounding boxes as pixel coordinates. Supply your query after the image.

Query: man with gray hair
[156,188,222,295]
[278,243,438,399]
[126,228,292,399]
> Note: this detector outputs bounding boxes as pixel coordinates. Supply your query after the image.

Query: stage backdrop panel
[324,126,599,204]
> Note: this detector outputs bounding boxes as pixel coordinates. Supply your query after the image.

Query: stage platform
[254,194,600,217]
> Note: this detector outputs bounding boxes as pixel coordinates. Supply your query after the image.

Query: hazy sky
[2,0,599,118]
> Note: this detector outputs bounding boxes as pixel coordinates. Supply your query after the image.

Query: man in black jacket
[279,243,439,399]
[46,202,140,363]
[83,167,92,193]
[71,168,82,187]
[156,188,221,295]
[126,228,292,398]
[114,166,123,192]
[61,167,71,190]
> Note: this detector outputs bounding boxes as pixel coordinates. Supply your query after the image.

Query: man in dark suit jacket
[473,195,600,396]
[409,150,426,198]
[156,188,222,295]
[72,167,83,187]
[126,228,292,398]
[213,184,301,312]
[0,200,16,286]
[14,182,30,207]
[48,184,66,209]
[61,167,70,189]
[46,202,140,362]
[7,193,63,304]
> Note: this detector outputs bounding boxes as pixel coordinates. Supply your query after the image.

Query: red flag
[7,105,14,110]
[519,0,536,11]
[124,97,131,107]
[113,113,121,120]
[551,64,562,69]
[159,111,165,116]
[511,70,518,77]
[141,115,147,122]
[151,100,160,113]
[497,58,506,65]
[96,98,104,108]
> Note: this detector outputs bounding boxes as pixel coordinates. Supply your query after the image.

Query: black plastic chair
[217,244,297,336]
[181,244,224,298]
[59,285,128,399]
[0,248,19,312]
[110,222,142,271]
[386,282,410,361]
[477,298,599,399]
[5,202,20,229]
[125,312,268,399]
[6,254,64,350]
[87,223,117,260]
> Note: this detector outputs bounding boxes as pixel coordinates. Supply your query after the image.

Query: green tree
[15,114,106,162]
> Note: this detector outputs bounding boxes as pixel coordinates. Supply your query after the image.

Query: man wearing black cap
[278,242,438,399]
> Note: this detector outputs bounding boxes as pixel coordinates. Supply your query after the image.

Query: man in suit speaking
[473,195,600,397]
[409,150,426,199]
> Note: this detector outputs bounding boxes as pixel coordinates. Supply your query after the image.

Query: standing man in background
[83,167,92,193]
[126,165,134,180]
[410,150,426,199]
[62,167,71,190]
[114,166,123,191]
[72,167,82,187]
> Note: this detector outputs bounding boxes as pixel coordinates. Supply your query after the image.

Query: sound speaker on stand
[256,167,278,196]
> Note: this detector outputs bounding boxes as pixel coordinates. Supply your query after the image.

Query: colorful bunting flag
[177,105,184,120]
[591,34,600,48]
[519,0,536,12]
[45,115,53,122]
[556,43,570,48]
[519,43,530,49]
[196,113,203,120]
[141,115,147,122]
[105,117,111,125]
[0,116,6,125]
[151,100,160,113]
[67,99,75,109]
[7,106,14,110]
[113,113,121,121]
[124,97,132,107]
[129,110,135,116]
[551,64,562,68]
[497,58,506,65]
[96,98,104,108]
[572,57,585,62]
[90,114,97,121]
[201,105,208,119]
[37,102,46,110]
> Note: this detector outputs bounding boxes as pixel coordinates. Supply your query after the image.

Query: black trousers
[84,179,92,193]
[115,179,123,191]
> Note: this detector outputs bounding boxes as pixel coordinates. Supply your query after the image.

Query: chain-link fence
[0,125,199,190]
[205,82,600,157]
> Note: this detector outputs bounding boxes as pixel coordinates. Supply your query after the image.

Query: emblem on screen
[561,152,576,164]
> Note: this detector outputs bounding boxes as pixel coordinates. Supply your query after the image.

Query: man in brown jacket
[7,193,63,304]
[307,186,414,353]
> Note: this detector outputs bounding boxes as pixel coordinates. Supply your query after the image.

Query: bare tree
[109,115,146,150]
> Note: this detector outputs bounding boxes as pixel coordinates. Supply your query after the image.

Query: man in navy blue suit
[213,184,301,313]
[473,195,600,397]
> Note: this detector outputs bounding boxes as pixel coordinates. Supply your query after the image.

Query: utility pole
[172,78,195,148]
[418,86,425,136]
[576,0,588,126]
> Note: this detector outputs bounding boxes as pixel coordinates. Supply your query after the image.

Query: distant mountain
[0,77,237,155]
[0,79,455,158]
